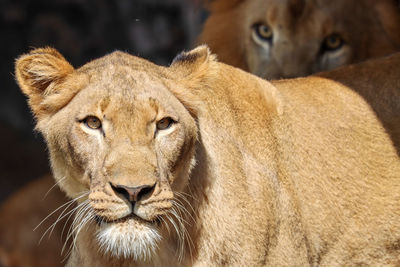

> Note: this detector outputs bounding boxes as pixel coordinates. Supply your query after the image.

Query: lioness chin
[15,46,400,266]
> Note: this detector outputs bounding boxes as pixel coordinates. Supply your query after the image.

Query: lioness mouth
[94,213,160,226]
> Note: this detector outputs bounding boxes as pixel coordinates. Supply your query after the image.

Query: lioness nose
[110,182,155,203]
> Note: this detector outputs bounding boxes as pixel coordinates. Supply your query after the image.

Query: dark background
[0,0,204,202]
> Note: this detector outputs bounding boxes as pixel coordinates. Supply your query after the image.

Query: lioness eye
[323,34,344,51]
[253,23,273,41]
[84,116,102,129]
[156,117,174,131]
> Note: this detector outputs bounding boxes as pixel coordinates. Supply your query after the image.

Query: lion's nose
[110,182,155,203]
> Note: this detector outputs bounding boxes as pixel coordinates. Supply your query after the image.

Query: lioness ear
[170,45,217,80]
[169,45,217,116]
[15,47,76,118]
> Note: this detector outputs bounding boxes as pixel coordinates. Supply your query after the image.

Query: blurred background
[1,0,400,266]
[0,0,204,202]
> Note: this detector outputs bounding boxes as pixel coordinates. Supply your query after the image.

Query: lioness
[199,0,400,78]
[15,46,400,266]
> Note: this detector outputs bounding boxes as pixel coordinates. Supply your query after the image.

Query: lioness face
[16,50,198,259]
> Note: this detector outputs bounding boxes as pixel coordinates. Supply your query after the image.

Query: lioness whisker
[61,206,94,263]
[70,203,90,234]
[62,200,91,255]
[73,210,95,250]
[42,176,68,201]
[174,199,195,261]
[169,206,188,262]
[172,202,195,263]
[63,209,91,260]
[35,191,89,237]
[60,203,81,240]
[69,201,91,239]
[165,213,184,260]
[175,192,196,214]
[175,203,195,259]
[181,222,194,263]
[46,193,90,241]
[172,198,195,224]
[34,195,79,232]
[38,199,83,244]
[175,190,197,202]
[159,216,171,234]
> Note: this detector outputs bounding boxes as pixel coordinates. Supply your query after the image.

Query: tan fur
[0,175,68,267]
[199,0,400,79]
[15,46,400,266]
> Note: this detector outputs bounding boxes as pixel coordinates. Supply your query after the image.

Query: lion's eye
[156,117,174,131]
[322,34,344,51]
[253,23,273,41]
[83,116,102,129]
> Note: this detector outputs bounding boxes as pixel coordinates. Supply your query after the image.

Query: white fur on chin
[96,219,161,260]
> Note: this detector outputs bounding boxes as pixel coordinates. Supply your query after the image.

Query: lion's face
[15,49,198,259]
[242,0,353,78]
[200,0,400,79]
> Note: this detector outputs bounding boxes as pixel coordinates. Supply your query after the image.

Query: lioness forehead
[74,53,175,107]
[78,53,166,95]
[79,51,161,74]
[70,52,183,125]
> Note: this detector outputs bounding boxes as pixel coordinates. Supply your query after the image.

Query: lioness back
[14,47,400,266]
[199,0,400,79]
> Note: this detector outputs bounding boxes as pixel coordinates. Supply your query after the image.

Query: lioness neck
[180,63,310,265]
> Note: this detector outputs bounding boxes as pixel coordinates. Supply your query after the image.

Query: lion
[198,0,400,79]
[15,46,400,266]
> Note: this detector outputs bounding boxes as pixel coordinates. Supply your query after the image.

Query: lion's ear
[15,47,77,119]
